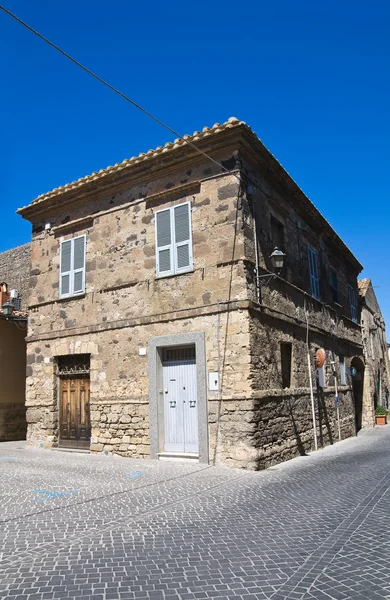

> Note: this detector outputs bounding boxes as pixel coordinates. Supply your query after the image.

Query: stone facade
[18,118,365,469]
[358,279,390,422]
[0,243,31,310]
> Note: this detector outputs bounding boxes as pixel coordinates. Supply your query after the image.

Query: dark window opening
[330,269,339,303]
[271,217,285,251]
[348,284,358,323]
[280,342,292,388]
[56,354,90,376]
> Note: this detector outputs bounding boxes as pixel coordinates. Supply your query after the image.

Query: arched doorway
[351,357,365,432]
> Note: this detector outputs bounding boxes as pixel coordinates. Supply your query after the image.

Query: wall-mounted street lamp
[257,247,286,287]
[269,247,286,275]
[1,301,27,330]
[2,301,14,317]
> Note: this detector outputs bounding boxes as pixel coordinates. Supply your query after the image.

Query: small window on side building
[348,284,358,323]
[280,342,292,388]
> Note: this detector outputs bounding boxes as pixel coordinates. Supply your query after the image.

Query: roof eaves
[17,117,247,214]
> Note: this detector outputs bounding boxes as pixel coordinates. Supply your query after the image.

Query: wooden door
[59,376,91,448]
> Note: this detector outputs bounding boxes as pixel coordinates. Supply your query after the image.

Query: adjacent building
[0,243,30,441]
[358,279,390,412]
[18,118,366,469]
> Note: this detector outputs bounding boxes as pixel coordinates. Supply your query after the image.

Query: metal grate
[57,354,90,376]
[162,346,195,362]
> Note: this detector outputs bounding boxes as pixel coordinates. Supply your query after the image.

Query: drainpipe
[305,297,318,451]
[253,213,261,304]
[247,185,261,304]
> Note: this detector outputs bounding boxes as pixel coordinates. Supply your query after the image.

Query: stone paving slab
[0,428,390,599]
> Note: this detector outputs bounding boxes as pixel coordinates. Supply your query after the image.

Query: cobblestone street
[1,428,390,600]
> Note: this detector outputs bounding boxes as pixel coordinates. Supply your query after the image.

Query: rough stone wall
[21,130,365,470]
[251,388,355,469]
[247,310,357,465]
[24,158,257,467]
[25,308,252,466]
[237,156,363,464]
[27,169,244,333]
[240,157,361,325]
[0,243,31,310]
[0,404,27,441]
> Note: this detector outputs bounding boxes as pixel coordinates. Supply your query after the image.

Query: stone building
[358,279,390,415]
[0,244,30,440]
[18,118,365,469]
[0,243,31,311]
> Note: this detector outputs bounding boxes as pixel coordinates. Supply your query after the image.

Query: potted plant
[375,405,387,426]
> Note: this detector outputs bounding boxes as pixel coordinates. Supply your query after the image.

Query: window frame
[348,284,358,323]
[307,245,320,300]
[59,234,86,299]
[155,201,193,278]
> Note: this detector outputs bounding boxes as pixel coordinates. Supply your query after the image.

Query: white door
[162,346,198,454]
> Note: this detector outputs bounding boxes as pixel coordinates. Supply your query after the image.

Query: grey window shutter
[60,240,72,296]
[174,203,192,271]
[156,209,172,275]
[73,236,85,293]
[61,274,70,296]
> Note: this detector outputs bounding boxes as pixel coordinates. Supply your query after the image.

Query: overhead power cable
[0,4,278,216]
[0,4,364,278]
[0,4,231,175]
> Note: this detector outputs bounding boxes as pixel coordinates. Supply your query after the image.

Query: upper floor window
[307,245,320,300]
[348,284,358,323]
[330,269,339,303]
[271,217,285,251]
[155,202,193,277]
[60,235,86,298]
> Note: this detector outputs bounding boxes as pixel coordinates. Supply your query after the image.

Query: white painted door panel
[162,349,198,454]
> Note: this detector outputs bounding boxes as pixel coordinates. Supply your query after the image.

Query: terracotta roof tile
[18,117,246,211]
[15,116,363,272]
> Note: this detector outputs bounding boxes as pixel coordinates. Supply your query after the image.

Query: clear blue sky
[1,1,389,325]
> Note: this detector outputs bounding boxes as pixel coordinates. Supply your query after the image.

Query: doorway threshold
[158,452,199,463]
[52,447,90,454]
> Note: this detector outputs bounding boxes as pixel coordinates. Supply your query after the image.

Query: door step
[158,452,199,463]
[52,447,90,454]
